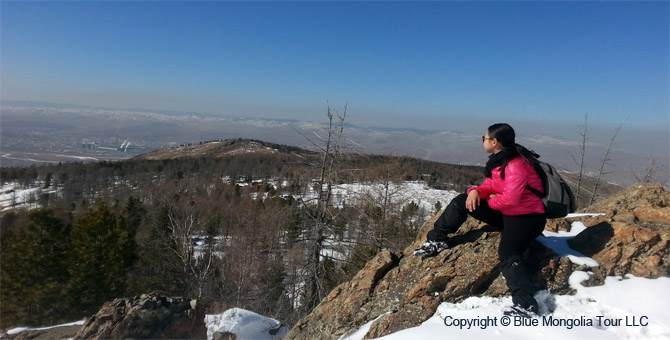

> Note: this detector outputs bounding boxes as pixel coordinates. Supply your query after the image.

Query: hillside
[135,138,312,161]
[0,138,628,336]
[0,138,485,331]
[1,138,622,215]
[137,138,623,206]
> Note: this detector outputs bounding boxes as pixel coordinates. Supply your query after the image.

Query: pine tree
[0,209,71,327]
[67,201,134,316]
[125,204,186,297]
[124,196,145,237]
[123,195,145,262]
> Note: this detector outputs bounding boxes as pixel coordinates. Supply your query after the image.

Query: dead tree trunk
[300,104,348,312]
[573,113,589,206]
[589,119,626,205]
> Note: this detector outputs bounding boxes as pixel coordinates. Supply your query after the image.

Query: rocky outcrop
[73,293,206,340]
[285,216,570,339]
[285,183,669,340]
[567,183,670,278]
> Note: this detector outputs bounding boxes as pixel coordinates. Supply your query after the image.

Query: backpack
[525,160,577,219]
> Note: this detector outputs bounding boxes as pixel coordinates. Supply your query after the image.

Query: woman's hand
[466,190,480,212]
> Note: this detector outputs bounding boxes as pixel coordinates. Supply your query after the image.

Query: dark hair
[488,123,539,178]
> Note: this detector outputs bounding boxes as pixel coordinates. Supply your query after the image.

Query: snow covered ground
[205,308,289,340]
[240,178,459,221]
[341,275,670,340]
[341,214,670,340]
[5,320,86,336]
[0,182,60,212]
[315,181,459,215]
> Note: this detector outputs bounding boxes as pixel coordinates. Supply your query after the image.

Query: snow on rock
[537,221,600,267]
[205,308,289,340]
[339,313,390,340]
[345,273,670,340]
[566,213,606,218]
[339,210,670,340]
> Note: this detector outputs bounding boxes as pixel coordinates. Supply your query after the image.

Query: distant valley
[1,101,665,186]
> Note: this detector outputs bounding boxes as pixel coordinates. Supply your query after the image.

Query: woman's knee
[451,193,468,207]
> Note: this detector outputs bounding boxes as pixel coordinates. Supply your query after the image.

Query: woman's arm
[487,161,527,211]
[468,177,494,198]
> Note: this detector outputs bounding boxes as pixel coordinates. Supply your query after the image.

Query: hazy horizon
[3,98,666,143]
[2,100,668,186]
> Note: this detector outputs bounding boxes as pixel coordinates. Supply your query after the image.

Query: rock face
[74,293,206,340]
[284,183,670,340]
[567,183,670,278]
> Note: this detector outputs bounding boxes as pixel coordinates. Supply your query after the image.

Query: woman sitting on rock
[414,123,546,317]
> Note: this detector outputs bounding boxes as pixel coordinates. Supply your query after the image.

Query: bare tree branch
[575,113,589,206]
[590,118,627,205]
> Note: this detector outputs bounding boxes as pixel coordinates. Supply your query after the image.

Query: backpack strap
[527,160,548,199]
[525,184,545,198]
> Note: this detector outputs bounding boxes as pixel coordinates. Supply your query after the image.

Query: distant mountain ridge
[135,138,313,160]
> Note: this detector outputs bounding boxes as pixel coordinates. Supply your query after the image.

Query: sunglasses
[482,136,495,143]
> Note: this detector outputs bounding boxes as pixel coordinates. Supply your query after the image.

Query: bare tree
[589,119,627,205]
[166,204,215,301]
[293,103,349,312]
[633,157,668,185]
[356,157,407,250]
[571,113,589,205]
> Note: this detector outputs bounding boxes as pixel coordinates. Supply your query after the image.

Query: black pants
[427,193,546,310]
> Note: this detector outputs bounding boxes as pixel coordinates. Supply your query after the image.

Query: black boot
[413,240,449,257]
[503,304,538,318]
[500,255,539,314]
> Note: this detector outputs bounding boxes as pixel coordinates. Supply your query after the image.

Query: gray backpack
[526,160,577,218]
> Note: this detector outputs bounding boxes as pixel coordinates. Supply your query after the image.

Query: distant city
[81,135,144,153]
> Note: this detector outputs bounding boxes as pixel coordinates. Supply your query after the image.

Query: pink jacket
[467,157,545,216]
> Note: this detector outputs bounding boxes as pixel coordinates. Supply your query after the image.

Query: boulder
[568,183,670,278]
[73,293,206,340]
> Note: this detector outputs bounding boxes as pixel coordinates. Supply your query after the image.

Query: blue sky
[2,1,668,133]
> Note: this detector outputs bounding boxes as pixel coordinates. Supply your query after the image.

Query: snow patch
[297,180,458,219]
[338,313,390,340]
[537,221,599,267]
[342,212,670,340]
[0,182,61,212]
[205,308,289,340]
[343,274,670,340]
[6,320,86,335]
[566,213,606,218]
